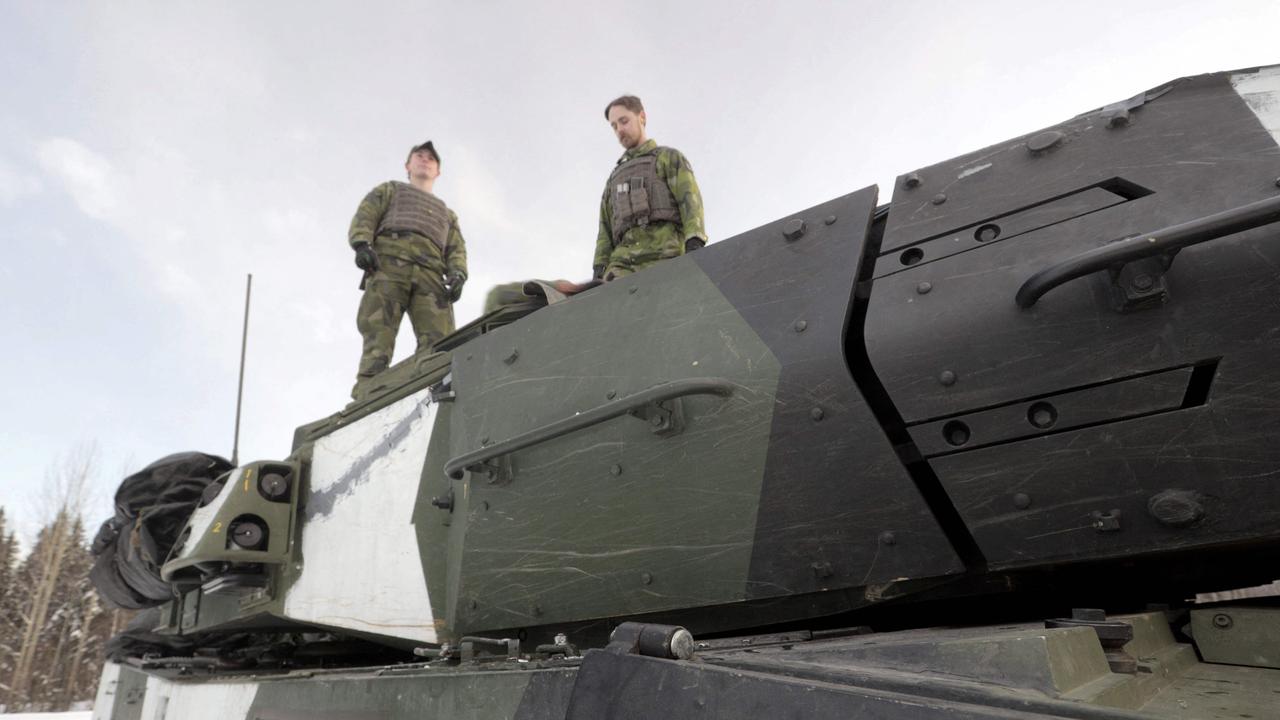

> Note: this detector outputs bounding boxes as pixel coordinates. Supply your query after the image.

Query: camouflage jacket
[349,181,468,278]
[594,140,706,273]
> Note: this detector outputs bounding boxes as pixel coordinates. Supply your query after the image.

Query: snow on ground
[0,713,92,719]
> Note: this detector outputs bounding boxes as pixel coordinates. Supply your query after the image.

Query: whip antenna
[232,273,252,466]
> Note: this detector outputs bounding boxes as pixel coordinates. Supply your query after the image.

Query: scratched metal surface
[866,67,1280,568]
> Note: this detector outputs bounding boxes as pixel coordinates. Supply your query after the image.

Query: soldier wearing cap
[595,95,706,281]
[349,141,467,387]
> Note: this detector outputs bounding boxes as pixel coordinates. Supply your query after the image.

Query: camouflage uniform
[595,139,706,279]
[349,181,467,379]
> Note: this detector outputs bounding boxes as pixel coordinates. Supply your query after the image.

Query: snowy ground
[0,713,91,719]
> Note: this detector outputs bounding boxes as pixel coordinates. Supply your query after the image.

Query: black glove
[684,237,706,253]
[593,264,605,280]
[353,242,380,272]
[445,272,466,303]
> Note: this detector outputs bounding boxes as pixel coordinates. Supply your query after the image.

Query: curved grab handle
[444,378,736,480]
[1016,195,1280,308]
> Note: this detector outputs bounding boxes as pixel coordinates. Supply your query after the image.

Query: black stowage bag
[89,452,232,609]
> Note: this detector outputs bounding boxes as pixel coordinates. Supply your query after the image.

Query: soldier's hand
[353,242,380,272]
[446,272,466,302]
[684,237,706,253]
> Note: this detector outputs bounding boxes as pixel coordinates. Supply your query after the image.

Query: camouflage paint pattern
[595,140,705,278]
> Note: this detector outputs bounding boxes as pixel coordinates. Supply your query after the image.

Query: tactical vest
[376,182,450,253]
[607,149,680,245]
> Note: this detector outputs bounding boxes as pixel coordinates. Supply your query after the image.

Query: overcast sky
[2,0,1278,542]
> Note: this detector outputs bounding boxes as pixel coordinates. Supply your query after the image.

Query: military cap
[407,140,440,165]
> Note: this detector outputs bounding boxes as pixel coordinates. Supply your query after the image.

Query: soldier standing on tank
[595,95,706,281]
[349,141,467,387]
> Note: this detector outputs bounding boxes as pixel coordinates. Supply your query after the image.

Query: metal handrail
[1015,195,1280,308]
[444,378,735,480]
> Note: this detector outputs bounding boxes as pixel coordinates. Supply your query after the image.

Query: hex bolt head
[783,218,807,241]
[794,319,808,332]
[1132,273,1154,291]
[810,407,825,422]
[904,172,922,189]
[879,531,897,546]
[811,561,834,579]
[916,281,932,295]
[824,215,837,225]
[1212,613,1233,629]
[503,349,519,365]
[628,286,638,294]
[931,193,947,206]
[939,370,957,386]
[606,390,617,400]
[1013,493,1032,510]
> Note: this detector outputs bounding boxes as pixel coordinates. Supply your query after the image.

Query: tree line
[0,451,131,713]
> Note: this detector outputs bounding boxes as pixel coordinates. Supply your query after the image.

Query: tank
[90,64,1280,720]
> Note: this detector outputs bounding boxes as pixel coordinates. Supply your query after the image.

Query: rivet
[811,561,834,579]
[939,370,957,386]
[794,320,808,332]
[824,215,837,225]
[916,282,932,295]
[1107,110,1130,129]
[610,464,623,476]
[931,193,947,206]
[480,436,490,445]
[810,407,825,422]
[879,531,897,546]
[1132,273,1154,291]
[606,390,617,400]
[1027,130,1065,153]
[650,415,664,427]
[641,572,653,585]
[1274,177,1280,189]
[904,172,922,189]
[470,599,478,610]
[1013,493,1032,510]
[480,501,490,511]
[503,349,519,364]
[1212,613,1232,629]
[783,218,807,241]
[531,604,543,617]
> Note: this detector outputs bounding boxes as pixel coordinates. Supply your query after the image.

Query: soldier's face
[405,150,440,181]
[608,107,647,149]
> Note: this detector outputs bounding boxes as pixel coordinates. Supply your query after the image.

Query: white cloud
[35,137,120,220]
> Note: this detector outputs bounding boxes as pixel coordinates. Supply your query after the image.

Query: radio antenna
[231,273,252,466]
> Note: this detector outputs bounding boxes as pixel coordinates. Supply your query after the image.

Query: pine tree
[8,447,94,710]
[0,508,18,709]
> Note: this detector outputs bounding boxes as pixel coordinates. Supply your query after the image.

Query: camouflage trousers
[604,223,685,280]
[355,257,454,379]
